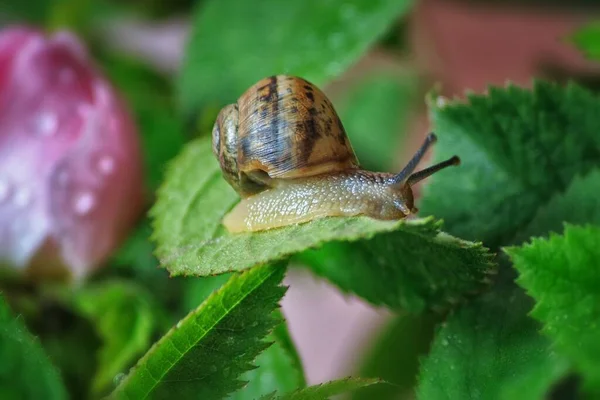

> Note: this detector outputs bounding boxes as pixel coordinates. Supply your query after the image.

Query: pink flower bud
[0,26,145,280]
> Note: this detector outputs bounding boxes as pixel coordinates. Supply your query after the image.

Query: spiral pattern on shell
[212,75,359,197]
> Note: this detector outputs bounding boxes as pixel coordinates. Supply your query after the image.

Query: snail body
[212,75,460,233]
[222,170,412,233]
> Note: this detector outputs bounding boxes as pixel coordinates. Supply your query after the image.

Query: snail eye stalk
[406,156,461,186]
[390,133,437,184]
[390,132,460,186]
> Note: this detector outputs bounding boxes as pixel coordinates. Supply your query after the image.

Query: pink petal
[0,27,145,280]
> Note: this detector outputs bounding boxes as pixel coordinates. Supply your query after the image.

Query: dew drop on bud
[97,155,115,175]
[73,191,95,216]
[35,111,58,137]
[13,187,31,208]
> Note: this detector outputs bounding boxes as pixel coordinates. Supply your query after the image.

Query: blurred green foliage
[337,73,418,172]
[177,0,414,120]
[0,294,68,400]
[70,280,156,397]
[352,313,439,400]
[571,20,600,61]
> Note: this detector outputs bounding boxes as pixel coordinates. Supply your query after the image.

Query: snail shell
[212,75,359,197]
[212,75,460,233]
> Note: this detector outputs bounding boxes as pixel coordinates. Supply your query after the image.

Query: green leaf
[151,137,495,312]
[420,81,600,248]
[0,294,67,400]
[182,274,306,399]
[298,221,495,311]
[178,0,414,118]
[297,220,494,311]
[337,73,418,172]
[570,20,600,60]
[513,169,600,243]
[263,377,383,400]
[119,236,306,400]
[71,280,156,396]
[229,317,306,399]
[416,278,570,400]
[352,313,439,400]
[506,224,600,395]
[111,263,288,399]
[98,51,186,189]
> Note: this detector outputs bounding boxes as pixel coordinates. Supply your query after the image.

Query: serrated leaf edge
[112,263,288,399]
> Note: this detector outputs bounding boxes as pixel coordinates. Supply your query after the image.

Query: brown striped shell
[212,75,360,197]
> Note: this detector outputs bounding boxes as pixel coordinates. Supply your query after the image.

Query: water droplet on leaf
[436,96,448,108]
[113,373,126,386]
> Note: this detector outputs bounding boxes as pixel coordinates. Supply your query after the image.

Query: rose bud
[0,26,145,281]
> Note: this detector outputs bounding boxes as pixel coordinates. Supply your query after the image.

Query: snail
[212,75,460,233]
